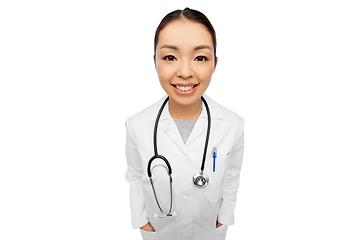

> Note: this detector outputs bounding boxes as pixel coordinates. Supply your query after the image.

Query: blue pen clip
[213,147,217,172]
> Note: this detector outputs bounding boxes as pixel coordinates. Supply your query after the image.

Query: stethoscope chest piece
[193,171,209,188]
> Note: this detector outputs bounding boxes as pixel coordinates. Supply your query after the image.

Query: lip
[171,83,198,86]
[171,83,199,95]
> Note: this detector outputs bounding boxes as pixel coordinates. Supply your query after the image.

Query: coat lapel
[163,105,189,156]
[185,106,206,146]
[149,96,189,157]
[149,94,222,158]
[186,95,222,146]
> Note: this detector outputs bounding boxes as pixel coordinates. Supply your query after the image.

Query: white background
[1,0,359,239]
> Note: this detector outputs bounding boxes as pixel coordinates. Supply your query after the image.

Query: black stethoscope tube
[147,96,210,178]
[200,95,211,172]
[147,96,171,178]
[147,95,211,217]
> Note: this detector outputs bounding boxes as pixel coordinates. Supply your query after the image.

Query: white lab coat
[125,94,245,240]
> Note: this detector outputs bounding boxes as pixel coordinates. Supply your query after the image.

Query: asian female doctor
[125,7,245,240]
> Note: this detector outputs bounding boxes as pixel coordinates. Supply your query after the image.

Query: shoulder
[220,104,245,126]
[205,95,245,147]
[125,95,167,132]
[205,94,245,128]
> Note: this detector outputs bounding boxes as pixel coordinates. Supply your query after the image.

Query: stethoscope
[147,95,211,218]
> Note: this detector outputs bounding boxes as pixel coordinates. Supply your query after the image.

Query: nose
[176,60,193,79]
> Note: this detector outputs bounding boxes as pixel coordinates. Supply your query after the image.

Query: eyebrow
[194,45,212,51]
[160,44,212,51]
[160,45,178,50]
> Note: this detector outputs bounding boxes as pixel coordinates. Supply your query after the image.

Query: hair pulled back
[154,7,217,59]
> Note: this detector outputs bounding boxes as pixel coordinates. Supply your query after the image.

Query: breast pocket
[204,148,231,202]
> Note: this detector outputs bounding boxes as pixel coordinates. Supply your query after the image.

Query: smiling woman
[155,18,217,119]
[125,7,245,240]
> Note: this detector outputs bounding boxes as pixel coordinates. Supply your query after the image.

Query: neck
[168,98,202,120]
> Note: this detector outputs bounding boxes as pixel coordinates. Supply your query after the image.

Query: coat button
[183,218,191,224]
[184,159,191,165]
[183,192,192,198]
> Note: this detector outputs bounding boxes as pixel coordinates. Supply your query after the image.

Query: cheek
[156,64,174,93]
[156,64,173,82]
[197,65,215,82]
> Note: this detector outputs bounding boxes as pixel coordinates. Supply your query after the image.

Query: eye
[195,56,208,61]
[163,55,176,61]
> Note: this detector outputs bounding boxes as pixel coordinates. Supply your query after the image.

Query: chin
[170,94,202,106]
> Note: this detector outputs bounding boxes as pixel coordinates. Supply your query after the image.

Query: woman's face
[154,19,217,107]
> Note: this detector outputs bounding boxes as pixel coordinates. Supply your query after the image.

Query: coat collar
[149,94,223,122]
[148,94,222,156]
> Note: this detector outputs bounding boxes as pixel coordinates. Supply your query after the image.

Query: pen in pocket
[213,147,217,172]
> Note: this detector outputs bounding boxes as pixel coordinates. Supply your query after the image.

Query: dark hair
[154,7,217,59]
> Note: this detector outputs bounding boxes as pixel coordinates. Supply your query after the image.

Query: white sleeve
[125,120,148,229]
[217,123,245,226]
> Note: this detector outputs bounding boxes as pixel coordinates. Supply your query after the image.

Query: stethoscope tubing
[200,95,211,172]
[147,95,211,217]
[147,96,210,177]
[149,165,173,217]
[147,96,171,178]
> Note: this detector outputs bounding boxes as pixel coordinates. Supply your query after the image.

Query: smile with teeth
[173,84,198,91]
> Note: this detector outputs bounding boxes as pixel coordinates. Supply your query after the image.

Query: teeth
[175,85,195,91]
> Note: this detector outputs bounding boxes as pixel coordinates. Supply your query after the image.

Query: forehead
[157,19,213,50]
